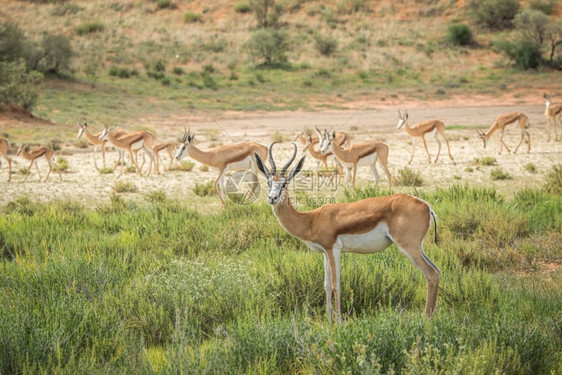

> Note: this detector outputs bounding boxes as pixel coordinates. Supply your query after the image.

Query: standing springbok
[0,137,12,182]
[477,112,530,154]
[99,125,158,177]
[16,144,62,182]
[175,128,268,208]
[76,121,126,170]
[397,110,454,164]
[320,130,392,192]
[544,93,562,142]
[153,142,178,173]
[254,143,440,324]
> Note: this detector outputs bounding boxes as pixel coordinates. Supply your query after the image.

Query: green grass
[113,181,138,193]
[474,157,497,166]
[0,185,560,373]
[491,168,512,180]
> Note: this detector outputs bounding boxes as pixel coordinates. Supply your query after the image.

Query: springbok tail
[430,207,439,245]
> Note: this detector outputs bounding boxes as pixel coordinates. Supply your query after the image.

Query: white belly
[336,223,392,254]
[227,156,252,171]
[131,140,144,151]
[356,153,377,167]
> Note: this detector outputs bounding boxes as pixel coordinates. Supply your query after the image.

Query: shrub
[54,157,69,172]
[113,181,138,193]
[161,77,171,86]
[250,0,283,28]
[543,164,561,194]
[474,157,497,166]
[74,139,89,149]
[50,3,82,16]
[235,2,251,13]
[199,164,209,172]
[75,22,104,35]
[490,168,511,180]
[125,166,137,173]
[144,190,167,203]
[176,161,195,172]
[467,0,520,29]
[172,66,184,75]
[514,9,550,45]
[314,34,338,56]
[529,0,555,14]
[525,163,537,173]
[157,0,174,9]
[0,59,43,110]
[184,12,202,23]
[245,28,289,66]
[193,181,215,196]
[447,24,473,46]
[202,74,217,89]
[98,167,113,174]
[271,130,285,142]
[498,40,542,69]
[394,167,423,186]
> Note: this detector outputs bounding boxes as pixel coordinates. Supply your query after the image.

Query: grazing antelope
[476,112,530,154]
[99,125,158,177]
[0,137,12,182]
[153,142,178,172]
[175,128,268,208]
[254,143,440,324]
[397,110,454,164]
[76,121,126,170]
[16,144,62,182]
[320,130,392,192]
[544,93,562,142]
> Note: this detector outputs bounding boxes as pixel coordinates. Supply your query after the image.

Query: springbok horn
[182,128,188,143]
[398,110,401,118]
[269,142,278,175]
[281,143,298,176]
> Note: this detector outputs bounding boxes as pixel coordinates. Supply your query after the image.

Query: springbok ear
[188,134,194,143]
[405,112,409,119]
[287,156,305,182]
[254,152,270,178]
[332,131,336,138]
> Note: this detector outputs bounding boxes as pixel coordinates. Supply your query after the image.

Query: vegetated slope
[1,0,561,124]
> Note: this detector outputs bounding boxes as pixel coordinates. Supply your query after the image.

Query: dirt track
[1,104,560,210]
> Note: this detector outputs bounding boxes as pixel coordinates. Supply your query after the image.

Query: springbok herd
[0,95,560,322]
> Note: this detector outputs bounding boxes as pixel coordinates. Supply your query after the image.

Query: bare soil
[1,104,560,210]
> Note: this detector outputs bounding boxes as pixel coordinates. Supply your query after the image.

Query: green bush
[193,181,215,196]
[314,34,338,56]
[0,59,43,110]
[467,0,520,29]
[50,3,82,16]
[75,22,104,35]
[529,0,555,14]
[157,0,174,9]
[543,164,562,194]
[235,2,252,13]
[394,167,423,186]
[474,157,497,166]
[172,66,184,75]
[490,168,512,180]
[447,24,473,46]
[245,28,289,66]
[184,12,202,23]
[498,40,543,69]
[113,181,138,193]
[250,0,283,28]
[39,34,73,75]
[54,157,69,172]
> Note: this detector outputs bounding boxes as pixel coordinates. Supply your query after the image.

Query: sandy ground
[1,105,561,210]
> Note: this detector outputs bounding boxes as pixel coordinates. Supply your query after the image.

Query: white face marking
[545,99,551,108]
[397,119,405,129]
[267,176,288,205]
[98,128,108,140]
[175,143,188,160]
[77,128,85,139]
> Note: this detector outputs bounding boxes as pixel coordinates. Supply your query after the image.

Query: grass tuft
[394,167,423,186]
[113,180,138,193]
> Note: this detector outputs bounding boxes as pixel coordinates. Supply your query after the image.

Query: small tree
[250,0,283,28]
[40,34,73,75]
[245,28,289,66]
[314,34,338,56]
[514,9,562,64]
[0,59,43,110]
[467,0,520,29]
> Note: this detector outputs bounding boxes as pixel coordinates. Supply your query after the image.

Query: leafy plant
[467,0,520,29]
[113,181,138,193]
[490,168,511,180]
[184,12,202,23]
[245,28,289,66]
[193,181,215,196]
[75,22,104,35]
[447,24,473,46]
[394,167,423,186]
[314,34,338,56]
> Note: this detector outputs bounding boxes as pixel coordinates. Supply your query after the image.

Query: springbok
[254,143,440,324]
[397,110,454,164]
[76,121,126,170]
[16,144,62,182]
[0,137,12,182]
[175,128,268,208]
[99,125,158,177]
[544,93,562,142]
[320,130,392,192]
[476,112,530,154]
